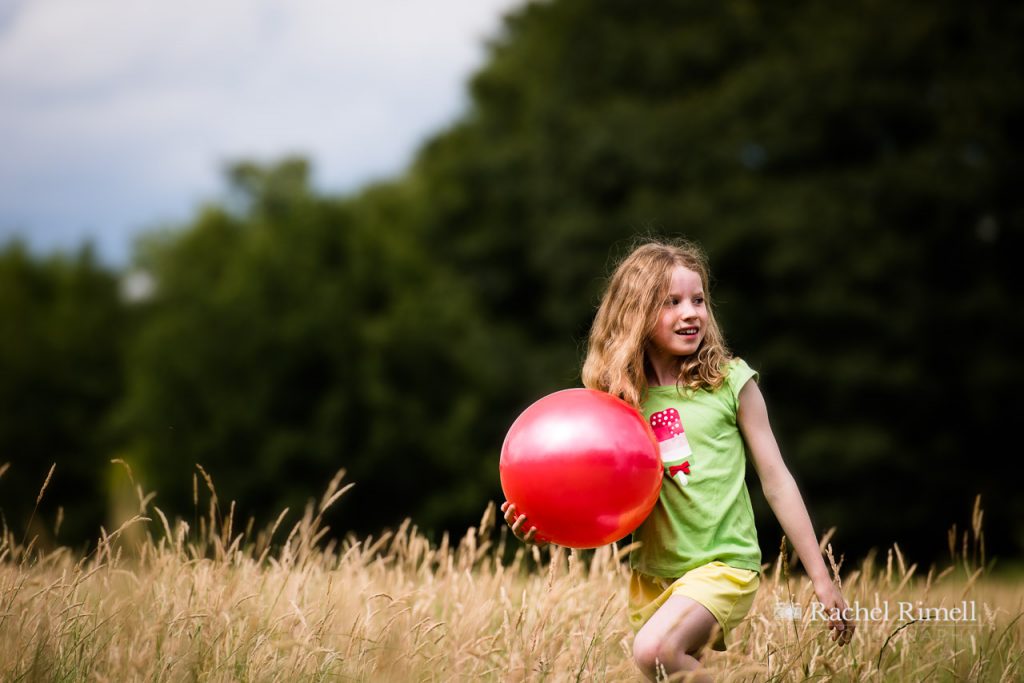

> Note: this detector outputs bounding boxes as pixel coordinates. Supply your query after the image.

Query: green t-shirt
[630,358,762,577]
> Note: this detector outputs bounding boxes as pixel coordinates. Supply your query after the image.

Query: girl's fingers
[829,613,853,646]
[504,503,533,542]
[502,503,518,526]
[500,502,548,546]
[822,596,853,645]
[523,526,549,547]
[512,513,538,544]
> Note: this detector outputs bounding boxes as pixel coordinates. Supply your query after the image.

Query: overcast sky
[0,0,523,265]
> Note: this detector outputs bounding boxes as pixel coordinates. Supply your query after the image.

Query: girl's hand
[814,580,855,646]
[500,501,549,547]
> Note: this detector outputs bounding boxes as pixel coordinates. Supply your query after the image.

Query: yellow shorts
[628,561,760,651]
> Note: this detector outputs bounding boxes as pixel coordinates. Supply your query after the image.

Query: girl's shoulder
[720,357,759,407]
[723,356,757,380]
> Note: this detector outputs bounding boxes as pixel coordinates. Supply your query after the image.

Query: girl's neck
[645,348,687,387]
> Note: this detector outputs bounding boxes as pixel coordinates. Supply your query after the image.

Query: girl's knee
[632,630,661,674]
[634,628,708,676]
[633,632,688,676]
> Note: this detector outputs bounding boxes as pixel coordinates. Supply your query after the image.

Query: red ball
[499,389,662,549]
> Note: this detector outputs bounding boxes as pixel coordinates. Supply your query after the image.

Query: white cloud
[0,0,523,263]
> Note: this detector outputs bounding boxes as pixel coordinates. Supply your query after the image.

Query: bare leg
[633,594,719,682]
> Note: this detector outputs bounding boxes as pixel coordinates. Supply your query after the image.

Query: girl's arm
[737,378,855,646]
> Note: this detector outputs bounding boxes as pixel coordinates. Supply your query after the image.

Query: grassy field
[1,467,1021,682]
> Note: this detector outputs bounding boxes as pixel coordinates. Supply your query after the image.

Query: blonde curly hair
[582,239,732,408]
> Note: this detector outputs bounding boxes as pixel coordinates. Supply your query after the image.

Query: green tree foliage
[0,242,126,542]
[406,0,1024,557]
[3,1,1022,561]
[118,159,494,533]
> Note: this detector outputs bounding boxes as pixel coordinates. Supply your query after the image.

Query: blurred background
[1,0,1021,567]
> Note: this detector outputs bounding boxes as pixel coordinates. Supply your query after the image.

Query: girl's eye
[666,297,680,306]
[694,297,704,305]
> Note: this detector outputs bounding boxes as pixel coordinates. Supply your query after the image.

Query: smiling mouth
[675,328,699,336]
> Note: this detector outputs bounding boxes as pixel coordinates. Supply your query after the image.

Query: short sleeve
[725,358,758,414]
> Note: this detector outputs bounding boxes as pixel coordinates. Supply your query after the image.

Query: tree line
[2,0,1022,563]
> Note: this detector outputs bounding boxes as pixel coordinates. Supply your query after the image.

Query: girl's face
[647,264,708,361]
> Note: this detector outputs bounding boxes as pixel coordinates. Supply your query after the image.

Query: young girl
[502,239,854,681]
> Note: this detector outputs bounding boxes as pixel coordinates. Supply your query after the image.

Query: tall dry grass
[1,463,1021,682]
